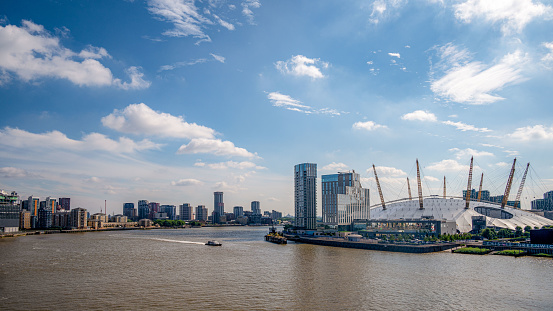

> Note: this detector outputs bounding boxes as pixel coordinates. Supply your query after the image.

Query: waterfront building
[38,207,53,229]
[233,206,244,217]
[294,163,317,230]
[70,208,88,229]
[161,205,177,220]
[45,197,57,214]
[271,210,283,220]
[138,200,149,220]
[27,196,40,216]
[148,202,160,219]
[251,201,261,215]
[213,192,224,224]
[180,203,193,220]
[531,190,553,211]
[53,210,71,229]
[0,190,21,233]
[322,171,370,230]
[123,203,136,220]
[59,197,70,211]
[196,205,208,221]
[20,209,31,229]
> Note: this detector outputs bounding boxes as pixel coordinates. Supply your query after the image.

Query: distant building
[1,190,21,233]
[59,198,70,211]
[180,203,193,221]
[322,171,370,230]
[233,206,244,217]
[123,203,136,220]
[138,200,149,220]
[38,207,53,229]
[160,205,176,220]
[271,210,282,220]
[45,197,57,214]
[213,192,224,224]
[251,201,261,215]
[462,189,490,202]
[139,219,153,227]
[28,196,40,216]
[53,210,71,229]
[70,208,87,229]
[148,202,160,219]
[20,209,31,230]
[196,205,208,221]
[294,163,317,230]
[531,191,553,211]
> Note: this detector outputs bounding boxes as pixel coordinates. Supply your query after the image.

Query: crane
[501,158,516,209]
[513,163,530,209]
[465,156,473,209]
[477,173,483,202]
[372,164,386,210]
[416,159,424,210]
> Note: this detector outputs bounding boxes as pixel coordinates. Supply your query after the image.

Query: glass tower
[294,163,317,230]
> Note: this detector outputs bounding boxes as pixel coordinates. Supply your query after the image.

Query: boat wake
[150,238,205,245]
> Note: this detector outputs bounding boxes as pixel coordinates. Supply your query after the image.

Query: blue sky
[1,0,553,215]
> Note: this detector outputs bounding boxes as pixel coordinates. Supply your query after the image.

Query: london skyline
[1,1,553,215]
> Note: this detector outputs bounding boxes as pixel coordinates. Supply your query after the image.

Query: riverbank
[286,235,459,253]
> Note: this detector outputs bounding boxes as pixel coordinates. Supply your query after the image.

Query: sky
[1,0,553,215]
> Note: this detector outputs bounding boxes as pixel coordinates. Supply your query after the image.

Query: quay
[286,235,459,253]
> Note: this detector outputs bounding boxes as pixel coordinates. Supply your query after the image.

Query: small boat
[205,240,222,246]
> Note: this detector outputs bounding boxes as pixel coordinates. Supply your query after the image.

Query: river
[1,226,552,310]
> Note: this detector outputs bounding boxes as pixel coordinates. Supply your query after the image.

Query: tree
[515,226,523,238]
[481,228,497,240]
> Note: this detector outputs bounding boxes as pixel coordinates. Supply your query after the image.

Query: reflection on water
[1,227,553,310]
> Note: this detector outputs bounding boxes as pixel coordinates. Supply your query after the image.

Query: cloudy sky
[1,0,553,215]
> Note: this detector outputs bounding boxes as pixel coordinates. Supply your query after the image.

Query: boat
[265,226,287,244]
[205,240,222,246]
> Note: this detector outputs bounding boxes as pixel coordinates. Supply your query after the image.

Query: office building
[322,171,370,230]
[251,201,261,215]
[28,196,40,216]
[59,197,70,211]
[38,207,53,229]
[196,205,208,221]
[233,206,244,218]
[161,205,176,220]
[180,203,193,221]
[0,190,20,233]
[45,197,56,214]
[213,192,224,224]
[123,203,137,220]
[294,163,317,230]
[148,202,160,219]
[138,200,149,219]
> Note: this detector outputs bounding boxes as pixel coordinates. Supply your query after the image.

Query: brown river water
[1,226,552,310]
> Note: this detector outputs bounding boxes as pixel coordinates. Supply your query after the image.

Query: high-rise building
[138,200,149,219]
[294,163,317,230]
[180,203,193,220]
[322,171,370,230]
[196,205,208,221]
[123,203,136,220]
[148,202,160,219]
[251,201,261,215]
[59,198,70,211]
[160,205,177,220]
[70,208,87,229]
[45,197,57,214]
[213,192,224,223]
[233,206,244,217]
[0,190,20,233]
[38,207,53,229]
[28,196,40,216]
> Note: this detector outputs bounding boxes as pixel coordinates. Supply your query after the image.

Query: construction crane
[443,176,446,199]
[513,163,530,209]
[477,173,483,202]
[501,158,517,209]
[372,164,386,210]
[465,156,473,209]
[407,177,412,200]
[416,159,424,210]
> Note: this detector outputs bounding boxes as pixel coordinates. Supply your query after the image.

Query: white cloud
[442,121,491,132]
[352,121,388,131]
[0,167,34,178]
[507,125,553,141]
[159,58,207,71]
[177,138,257,158]
[210,53,225,63]
[427,159,471,172]
[449,148,494,160]
[213,14,234,30]
[401,110,437,122]
[388,52,401,58]
[0,21,149,89]
[369,0,407,24]
[431,45,528,105]
[454,0,553,35]
[0,127,160,154]
[242,0,261,24]
[195,160,265,170]
[102,103,215,139]
[541,41,553,68]
[267,92,344,116]
[275,55,328,79]
[321,162,349,172]
[147,0,213,42]
[171,178,204,186]
[369,166,407,177]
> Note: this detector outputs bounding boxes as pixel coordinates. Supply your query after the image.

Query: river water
[1,227,552,310]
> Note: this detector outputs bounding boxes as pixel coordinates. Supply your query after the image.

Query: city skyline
[2,1,553,215]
